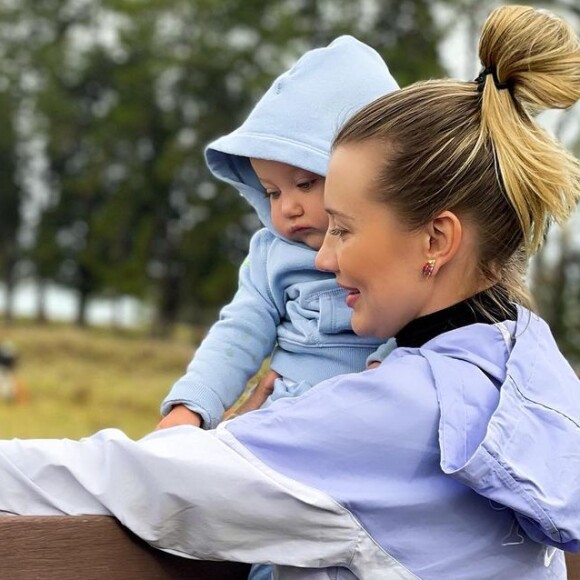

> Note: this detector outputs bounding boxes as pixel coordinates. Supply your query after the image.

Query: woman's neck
[395,290,517,348]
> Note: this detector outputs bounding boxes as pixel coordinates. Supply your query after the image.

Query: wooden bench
[0,516,250,579]
[569,553,580,580]
[0,515,577,579]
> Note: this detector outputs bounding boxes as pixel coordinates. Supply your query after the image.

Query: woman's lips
[345,289,360,308]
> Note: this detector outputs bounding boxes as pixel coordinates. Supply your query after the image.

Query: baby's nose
[281,194,303,217]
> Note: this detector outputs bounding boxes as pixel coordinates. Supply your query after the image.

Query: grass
[0,322,199,439]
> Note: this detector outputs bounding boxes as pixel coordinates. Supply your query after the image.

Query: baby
[158,36,399,431]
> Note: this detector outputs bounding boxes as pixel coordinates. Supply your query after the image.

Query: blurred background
[0,0,578,438]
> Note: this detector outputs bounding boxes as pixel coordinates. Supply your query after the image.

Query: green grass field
[0,322,199,439]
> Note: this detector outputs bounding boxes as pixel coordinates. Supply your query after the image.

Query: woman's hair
[335,5,580,309]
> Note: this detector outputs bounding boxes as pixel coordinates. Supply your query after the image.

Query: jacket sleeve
[0,425,363,569]
[365,338,397,368]
[161,229,282,429]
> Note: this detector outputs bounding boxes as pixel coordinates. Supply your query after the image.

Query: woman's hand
[224,369,280,420]
[156,404,202,429]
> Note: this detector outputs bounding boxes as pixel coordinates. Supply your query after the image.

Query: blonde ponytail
[478,5,580,253]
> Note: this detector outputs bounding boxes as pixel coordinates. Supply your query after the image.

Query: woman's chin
[352,313,394,339]
[351,317,377,338]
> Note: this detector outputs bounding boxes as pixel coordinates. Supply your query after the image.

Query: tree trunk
[75,263,98,328]
[110,296,123,331]
[530,242,550,318]
[35,278,48,324]
[2,258,16,325]
[550,225,570,341]
[3,282,14,325]
[76,289,89,327]
[152,265,181,338]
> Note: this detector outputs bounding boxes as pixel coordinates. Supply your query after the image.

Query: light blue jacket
[0,308,577,578]
[161,36,399,428]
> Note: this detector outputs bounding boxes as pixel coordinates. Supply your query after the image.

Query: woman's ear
[423,211,463,273]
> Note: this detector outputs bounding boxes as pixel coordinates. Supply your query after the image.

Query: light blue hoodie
[161,36,400,428]
[0,308,577,579]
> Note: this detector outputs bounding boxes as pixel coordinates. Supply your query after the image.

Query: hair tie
[475,66,511,93]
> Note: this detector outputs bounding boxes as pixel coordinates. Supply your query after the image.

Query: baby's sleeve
[365,338,397,367]
[161,229,281,428]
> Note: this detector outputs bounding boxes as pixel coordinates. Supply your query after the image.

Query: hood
[205,36,399,236]
[422,307,580,552]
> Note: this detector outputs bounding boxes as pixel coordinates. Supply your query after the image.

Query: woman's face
[315,141,432,338]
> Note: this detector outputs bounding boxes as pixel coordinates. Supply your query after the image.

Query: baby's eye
[297,178,318,191]
[264,189,281,200]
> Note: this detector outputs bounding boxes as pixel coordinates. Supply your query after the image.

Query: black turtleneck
[395,291,517,348]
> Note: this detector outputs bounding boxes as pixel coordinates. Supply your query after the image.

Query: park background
[0,0,578,438]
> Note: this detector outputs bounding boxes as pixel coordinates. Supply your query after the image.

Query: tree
[131,0,451,333]
[0,90,21,323]
[0,0,455,332]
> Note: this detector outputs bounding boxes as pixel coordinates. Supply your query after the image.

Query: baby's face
[250,158,328,250]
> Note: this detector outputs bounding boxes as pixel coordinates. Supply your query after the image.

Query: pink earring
[422,259,436,279]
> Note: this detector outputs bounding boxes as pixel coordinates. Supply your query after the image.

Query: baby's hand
[156,404,202,430]
[224,369,280,420]
[367,361,381,370]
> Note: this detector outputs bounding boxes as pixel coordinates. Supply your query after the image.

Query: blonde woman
[0,5,578,579]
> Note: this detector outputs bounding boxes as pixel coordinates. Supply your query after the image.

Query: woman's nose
[315,232,338,272]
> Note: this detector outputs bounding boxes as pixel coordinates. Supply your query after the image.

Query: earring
[422,259,436,279]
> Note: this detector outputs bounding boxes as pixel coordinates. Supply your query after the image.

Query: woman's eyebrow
[325,208,353,220]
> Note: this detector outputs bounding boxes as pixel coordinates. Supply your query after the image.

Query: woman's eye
[328,227,348,239]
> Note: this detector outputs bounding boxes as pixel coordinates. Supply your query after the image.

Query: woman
[0,5,578,579]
